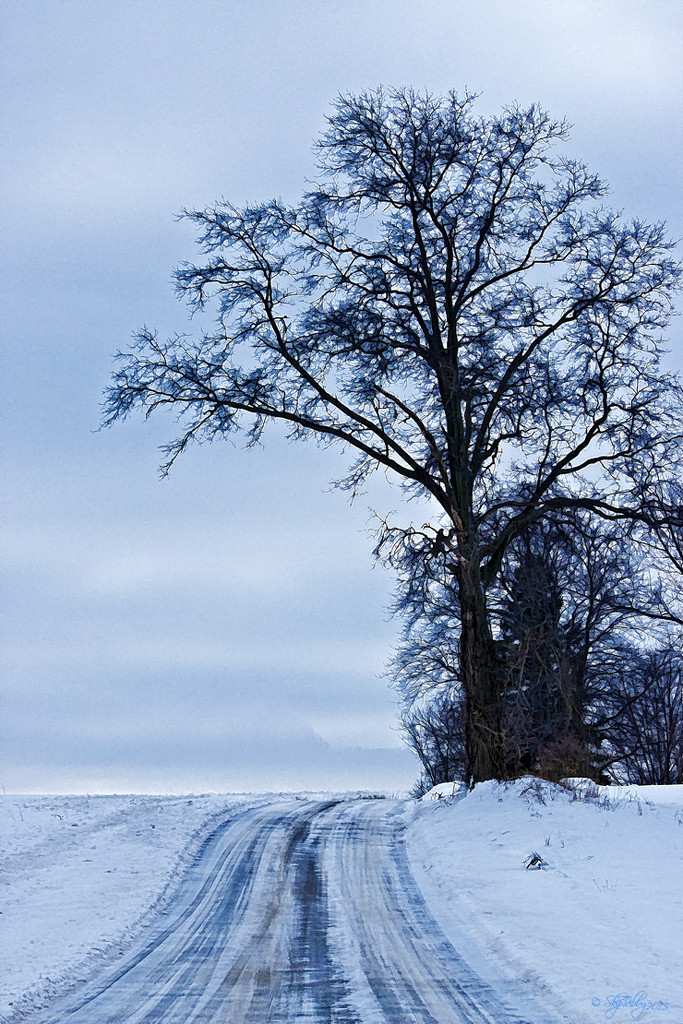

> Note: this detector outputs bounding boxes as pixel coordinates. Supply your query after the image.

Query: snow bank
[0,793,268,1022]
[407,777,683,1024]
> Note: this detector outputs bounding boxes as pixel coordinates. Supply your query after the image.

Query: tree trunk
[458,561,505,785]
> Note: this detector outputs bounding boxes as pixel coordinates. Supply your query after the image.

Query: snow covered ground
[1,781,681,1023]
[407,778,683,1024]
[0,792,276,1022]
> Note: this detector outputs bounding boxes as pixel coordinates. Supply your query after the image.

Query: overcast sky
[2,0,681,794]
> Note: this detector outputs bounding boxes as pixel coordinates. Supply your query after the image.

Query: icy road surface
[28,798,556,1024]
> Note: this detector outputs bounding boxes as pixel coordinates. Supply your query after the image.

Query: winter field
[0,793,273,1021]
[1,781,681,1024]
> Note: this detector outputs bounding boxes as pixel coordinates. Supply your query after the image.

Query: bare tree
[401,693,466,794]
[103,88,682,783]
[607,645,683,785]
[392,508,657,783]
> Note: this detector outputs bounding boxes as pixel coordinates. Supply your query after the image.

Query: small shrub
[533,736,605,784]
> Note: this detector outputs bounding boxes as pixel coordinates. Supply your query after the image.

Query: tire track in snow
[29,799,559,1023]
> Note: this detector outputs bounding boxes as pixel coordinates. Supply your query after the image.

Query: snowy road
[31,799,556,1024]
